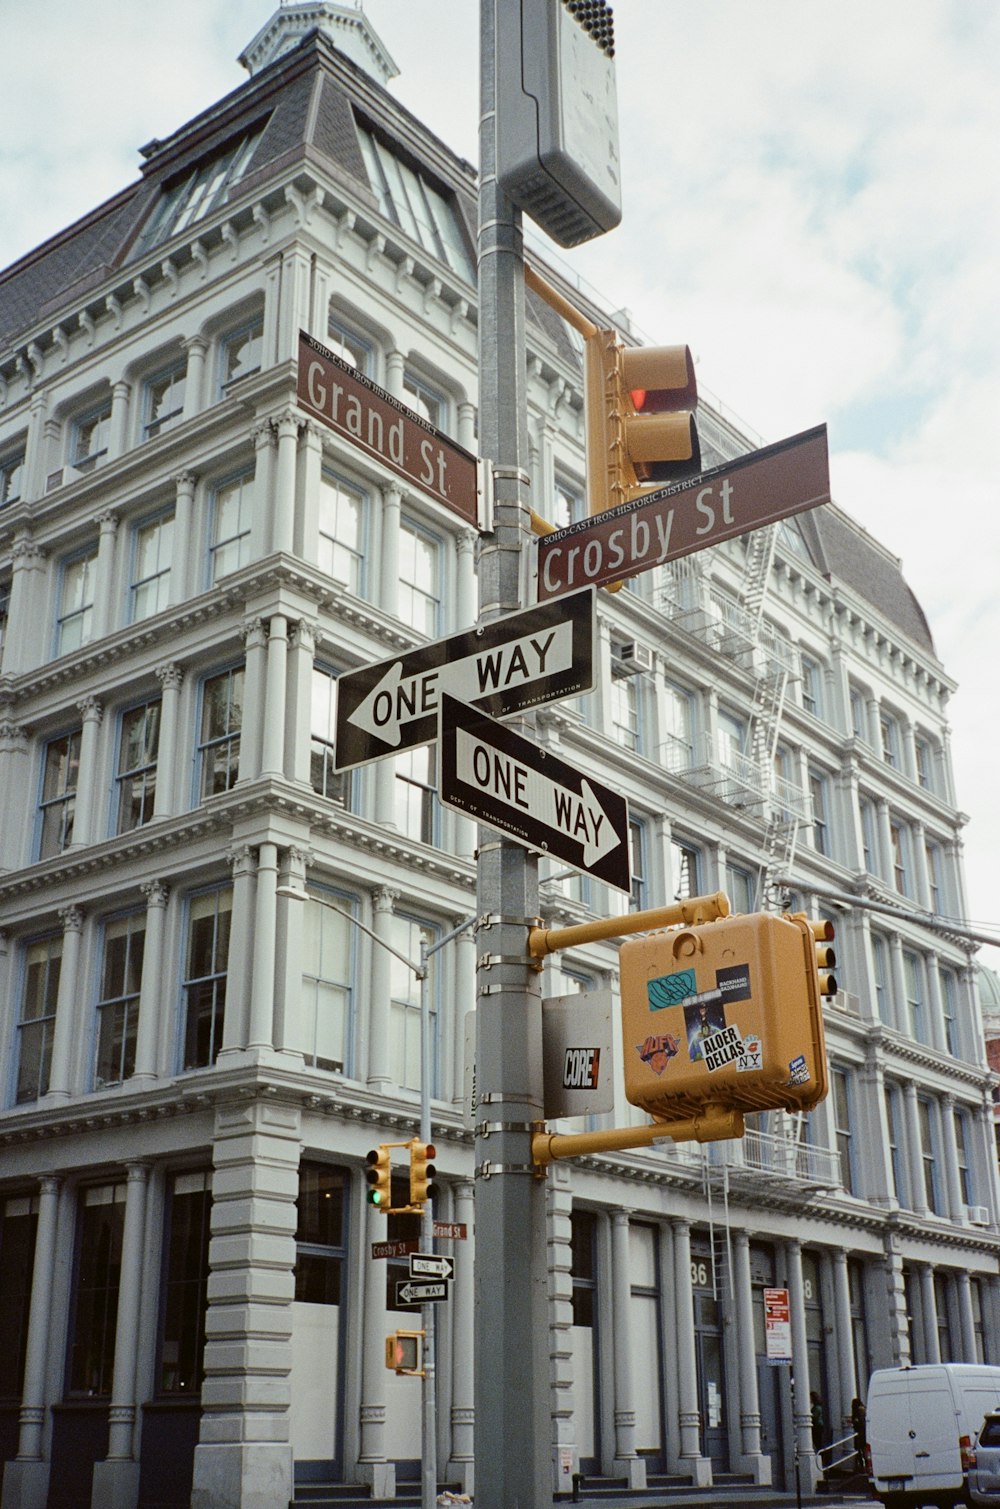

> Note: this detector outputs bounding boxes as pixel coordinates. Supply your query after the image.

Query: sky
[2,1,999,972]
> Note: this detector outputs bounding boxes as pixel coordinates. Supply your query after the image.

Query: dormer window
[133,126,265,257]
[357,124,474,282]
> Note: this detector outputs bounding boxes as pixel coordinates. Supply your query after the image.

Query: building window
[15,936,62,1103]
[218,316,263,397]
[0,1194,38,1397]
[939,966,960,1056]
[182,887,232,1070]
[884,1084,905,1205]
[159,1170,212,1394]
[832,1068,855,1194]
[210,472,254,581]
[134,127,263,253]
[358,124,475,282]
[0,445,25,506]
[914,736,934,791]
[671,839,701,901]
[326,316,373,374]
[0,577,9,665]
[859,795,877,874]
[553,477,583,529]
[116,699,160,833]
[808,769,830,855]
[610,672,640,753]
[918,1096,942,1214]
[399,518,441,636]
[903,950,927,1043]
[389,914,437,1093]
[38,728,81,858]
[56,547,97,655]
[402,370,447,431]
[955,1109,972,1208]
[925,840,945,913]
[311,666,349,804]
[880,711,900,769]
[629,818,647,911]
[295,1162,346,1305]
[68,1183,125,1395]
[725,863,755,915]
[94,913,145,1087]
[395,745,436,845]
[889,820,912,895]
[849,684,868,742]
[662,682,695,771]
[318,472,365,593]
[800,655,823,716]
[198,667,244,799]
[71,398,112,474]
[717,707,748,771]
[871,933,890,1025]
[143,362,187,440]
[302,891,355,1073]
[130,511,173,621]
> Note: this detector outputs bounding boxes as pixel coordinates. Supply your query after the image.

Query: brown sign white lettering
[296,330,480,526]
[536,424,830,601]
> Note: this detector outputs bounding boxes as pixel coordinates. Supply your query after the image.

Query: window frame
[142,361,187,442]
[0,444,26,507]
[115,696,161,835]
[157,1169,213,1396]
[180,884,233,1071]
[317,468,367,596]
[808,768,830,856]
[55,545,98,656]
[300,887,357,1075]
[398,514,443,637]
[38,726,81,859]
[387,912,440,1095]
[129,508,174,622]
[217,315,264,399]
[67,1182,126,1397]
[71,397,113,474]
[629,817,648,911]
[197,665,244,801]
[93,910,146,1089]
[13,934,62,1105]
[208,469,255,584]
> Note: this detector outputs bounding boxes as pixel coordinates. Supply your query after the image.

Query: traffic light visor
[622,345,697,413]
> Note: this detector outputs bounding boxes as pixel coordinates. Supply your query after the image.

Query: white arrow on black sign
[334,588,595,772]
[438,694,631,893]
[395,1278,450,1306]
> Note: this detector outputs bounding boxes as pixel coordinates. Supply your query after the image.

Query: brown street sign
[536,423,830,601]
[296,330,482,527]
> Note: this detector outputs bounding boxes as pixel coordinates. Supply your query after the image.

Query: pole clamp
[476,1119,539,1139]
[475,1160,541,1180]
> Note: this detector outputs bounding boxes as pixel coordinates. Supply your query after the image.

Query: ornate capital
[141,879,170,909]
[155,661,183,692]
[58,904,84,933]
[373,885,399,914]
[77,695,103,724]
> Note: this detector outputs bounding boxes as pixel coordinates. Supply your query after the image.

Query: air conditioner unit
[966,1205,990,1227]
[611,640,653,676]
[833,991,861,1015]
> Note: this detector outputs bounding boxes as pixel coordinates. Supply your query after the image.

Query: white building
[0,7,997,1507]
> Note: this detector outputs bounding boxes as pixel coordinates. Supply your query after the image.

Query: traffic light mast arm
[532,1104,744,1166]
[528,890,730,961]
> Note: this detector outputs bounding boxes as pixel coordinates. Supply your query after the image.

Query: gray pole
[475,3,552,1505]
[419,947,437,1509]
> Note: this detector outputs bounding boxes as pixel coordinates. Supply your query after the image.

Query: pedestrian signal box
[619,912,831,1121]
[385,1330,424,1376]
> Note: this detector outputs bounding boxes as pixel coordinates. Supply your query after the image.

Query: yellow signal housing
[385,1330,424,1376]
[619,911,830,1121]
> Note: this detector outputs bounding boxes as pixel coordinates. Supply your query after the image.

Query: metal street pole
[277,886,474,1509]
[475,3,552,1505]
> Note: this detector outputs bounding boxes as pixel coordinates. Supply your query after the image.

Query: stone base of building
[189,1441,293,1509]
[446,1457,474,1496]
[1,1460,50,1509]
[740,1451,772,1485]
[612,1454,647,1489]
[681,1454,713,1488]
[90,1458,140,1509]
[356,1460,395,1499]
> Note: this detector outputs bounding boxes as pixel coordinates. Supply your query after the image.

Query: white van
[867,1364,1000,1509]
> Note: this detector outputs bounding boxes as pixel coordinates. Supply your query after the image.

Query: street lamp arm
[275,884,425,979]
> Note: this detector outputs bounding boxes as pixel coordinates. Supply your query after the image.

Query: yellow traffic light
[808,917,838,997]
[584,328,700,515]
[365,1145,392,1211]
[408,1139,438,1209]
[385,1329,424,1375]
[618,910,829,1120]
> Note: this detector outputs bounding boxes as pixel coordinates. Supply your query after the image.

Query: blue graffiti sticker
[648,969,697,1012]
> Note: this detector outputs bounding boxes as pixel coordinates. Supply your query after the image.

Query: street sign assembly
[334,588,595,771]
[438,693,631,893]
[297,330,482,526]
[536,423,830,600]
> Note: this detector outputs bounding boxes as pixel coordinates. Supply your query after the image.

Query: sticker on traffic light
[365,1145,392,1211]
[408,1140,438,1209]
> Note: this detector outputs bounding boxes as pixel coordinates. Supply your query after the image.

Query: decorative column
[919,1264,941,1362]
[182,336,208,419]
[0,721,30,868]
[957,1271,978,1361]
[456,529,477,631]
[260,615,288,779]
[45,906,84,1099]
[251,423,276,557]
[831,1249,857,1433]
[452,925,476,1107]
[357,1199,395,1500]
[672,1219,711,1486]
[366,889,397,1089]
[108,378,131,459]
[457,400,476,454]
[274,846,310,1059]
[220,845,255,1056]
[902,1081,929,1215]
[152,664,183,820]
[70,697,103,848]
[374,756,396,829]
[190,1097,301,1509]
[169,473,196,606]
[248,842,278,1051]
[882,1232,912,1367]
[271,413,298,555]
[610,1211,645,1487]
[131,882,169,1084]
[285,619,316,786]
[3,1175,62,1509]
[733,1230,770,1483]
[939,1093,965,1221]
[92,510,119,640]
[786,1240,818,1490]
[92,1163,150,1509]
[3,536,47,674]
[385,349,405,400]
[237,618,267,783]
[379,485,401,618]
[447,1181,476,1495]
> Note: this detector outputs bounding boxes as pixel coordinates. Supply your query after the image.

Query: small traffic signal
[585,328,701,515]
[365,1145,392,1211]
[385,1329,424,1376]
[809,918,838,997]
[408,1140,438,1209]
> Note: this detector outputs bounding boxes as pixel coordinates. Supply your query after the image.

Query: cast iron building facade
[0,7,997,1506]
